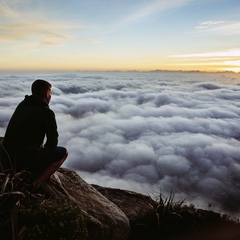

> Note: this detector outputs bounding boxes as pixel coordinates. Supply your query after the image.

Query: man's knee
[58,148,68,165]
[55,146,68,162]
[57,148,68,166]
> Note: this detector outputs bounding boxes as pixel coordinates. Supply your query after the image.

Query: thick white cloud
[1,71,240,216]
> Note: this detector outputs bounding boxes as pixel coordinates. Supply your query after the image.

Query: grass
[0,140,33,239]
[0,142,88,240]
[0,170,36,239]
[0,170,88,240]
[153,191,240,239]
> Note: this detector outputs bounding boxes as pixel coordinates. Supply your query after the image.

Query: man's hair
[31,79,51,96]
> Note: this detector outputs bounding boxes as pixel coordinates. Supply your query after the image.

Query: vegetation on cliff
[0,170,88,240]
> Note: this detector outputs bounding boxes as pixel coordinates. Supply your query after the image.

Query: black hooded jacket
[3,95,58,170]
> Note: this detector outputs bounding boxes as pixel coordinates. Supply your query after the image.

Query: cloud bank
[1,71,240,216]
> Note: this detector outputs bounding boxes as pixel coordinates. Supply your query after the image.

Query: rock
[40,169,159,240]
[41,168,130,240]
[92,185,158,240]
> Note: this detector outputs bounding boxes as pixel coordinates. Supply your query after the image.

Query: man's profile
[2,79,68,187]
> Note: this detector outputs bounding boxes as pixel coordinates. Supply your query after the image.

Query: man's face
[46,88,52,104]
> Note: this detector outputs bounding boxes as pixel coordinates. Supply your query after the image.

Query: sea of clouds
[1,70,240,216]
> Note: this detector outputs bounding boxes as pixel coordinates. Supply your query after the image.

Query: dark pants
[16,146,67,174]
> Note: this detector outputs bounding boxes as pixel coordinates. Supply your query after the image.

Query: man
[2,79,68,187]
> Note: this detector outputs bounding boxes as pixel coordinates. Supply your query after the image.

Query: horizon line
[0,69,239,74]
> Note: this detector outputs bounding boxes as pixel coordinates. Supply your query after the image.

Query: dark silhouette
[2,79,68,187]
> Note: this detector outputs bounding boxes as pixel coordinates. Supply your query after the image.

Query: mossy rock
[19,200,88,240]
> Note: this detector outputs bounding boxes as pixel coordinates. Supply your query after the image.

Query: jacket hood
[24,95,49,107]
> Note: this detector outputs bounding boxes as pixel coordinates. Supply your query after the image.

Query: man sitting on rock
[2,79,68,187]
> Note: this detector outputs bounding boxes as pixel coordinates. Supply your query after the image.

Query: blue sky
[0,0,240,72]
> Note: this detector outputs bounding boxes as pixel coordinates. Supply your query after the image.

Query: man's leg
[33,147,68,188]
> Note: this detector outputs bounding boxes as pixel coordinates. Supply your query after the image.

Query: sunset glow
[0,0,240,72]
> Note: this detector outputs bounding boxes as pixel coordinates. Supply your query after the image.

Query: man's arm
[44,110,58,148]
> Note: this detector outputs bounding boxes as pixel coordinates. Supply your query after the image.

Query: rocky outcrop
[92,185,158,240]
[42,168,131,240]
[40,168,159,240]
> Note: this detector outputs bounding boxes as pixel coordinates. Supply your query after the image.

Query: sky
[1,71,240,216]
[0,0,240,72]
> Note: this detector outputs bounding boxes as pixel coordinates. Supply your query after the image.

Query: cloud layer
[1,71,240,216]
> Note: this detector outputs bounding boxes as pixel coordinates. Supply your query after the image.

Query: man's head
[31,79,52,104]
